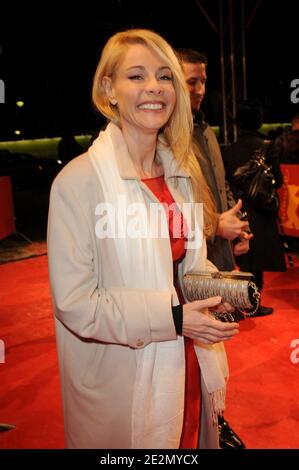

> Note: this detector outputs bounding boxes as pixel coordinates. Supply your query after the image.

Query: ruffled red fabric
[142,176,201,448]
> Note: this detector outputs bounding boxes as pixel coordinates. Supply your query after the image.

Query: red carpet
[0,256,64,448]
[224,259,299,448]
[0,255,298,449]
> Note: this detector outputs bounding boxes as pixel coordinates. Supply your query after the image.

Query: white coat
[47,123,228,449]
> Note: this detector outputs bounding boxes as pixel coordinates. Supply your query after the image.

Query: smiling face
[182,61,207,113]
[102,43,176,137]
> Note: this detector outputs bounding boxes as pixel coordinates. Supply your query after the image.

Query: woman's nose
[146,77,162,94]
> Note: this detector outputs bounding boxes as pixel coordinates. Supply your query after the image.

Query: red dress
[142,175,201,448]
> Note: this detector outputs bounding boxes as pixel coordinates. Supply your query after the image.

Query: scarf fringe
[210,386,226,425]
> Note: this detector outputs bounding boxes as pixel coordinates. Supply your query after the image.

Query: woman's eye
[129,75,143,80]
[159,75,173,81]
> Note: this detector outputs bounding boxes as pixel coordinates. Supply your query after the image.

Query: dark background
[0,0,298,140]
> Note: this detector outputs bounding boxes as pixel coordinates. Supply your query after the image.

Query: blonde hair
[92,29,216,235]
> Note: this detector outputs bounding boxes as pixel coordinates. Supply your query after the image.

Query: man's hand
[233,236,253,256]
[217,199,250,241]
[182,296,239,344]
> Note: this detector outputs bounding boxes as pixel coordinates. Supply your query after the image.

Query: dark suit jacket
[193,121,236,271]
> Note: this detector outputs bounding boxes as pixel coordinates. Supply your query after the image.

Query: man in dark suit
[178,48,249,449]
[177,49,251,271]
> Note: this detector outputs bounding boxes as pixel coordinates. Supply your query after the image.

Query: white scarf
[89,122,228,448]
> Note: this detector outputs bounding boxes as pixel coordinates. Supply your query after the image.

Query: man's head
[177,48,208,113]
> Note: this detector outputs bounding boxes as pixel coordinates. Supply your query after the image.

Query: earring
[110,98,117,105]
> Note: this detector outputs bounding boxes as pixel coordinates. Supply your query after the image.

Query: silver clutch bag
[183,271,260,319]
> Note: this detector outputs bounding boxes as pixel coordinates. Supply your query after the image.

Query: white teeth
[138,103,163,110]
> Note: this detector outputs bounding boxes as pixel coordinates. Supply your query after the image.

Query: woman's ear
[102,76,117,105]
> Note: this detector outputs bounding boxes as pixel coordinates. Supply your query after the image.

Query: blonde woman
[47,29,239,449]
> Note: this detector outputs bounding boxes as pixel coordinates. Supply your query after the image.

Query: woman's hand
[182,296,239,344]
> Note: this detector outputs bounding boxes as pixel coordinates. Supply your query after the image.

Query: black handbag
[233,149,279,213]
[183,271,260,321]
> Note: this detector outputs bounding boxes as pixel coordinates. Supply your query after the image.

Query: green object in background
[0,124,291,159]
[259,122,290,135]
[0,135,92,159]
[211,122,290,138]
